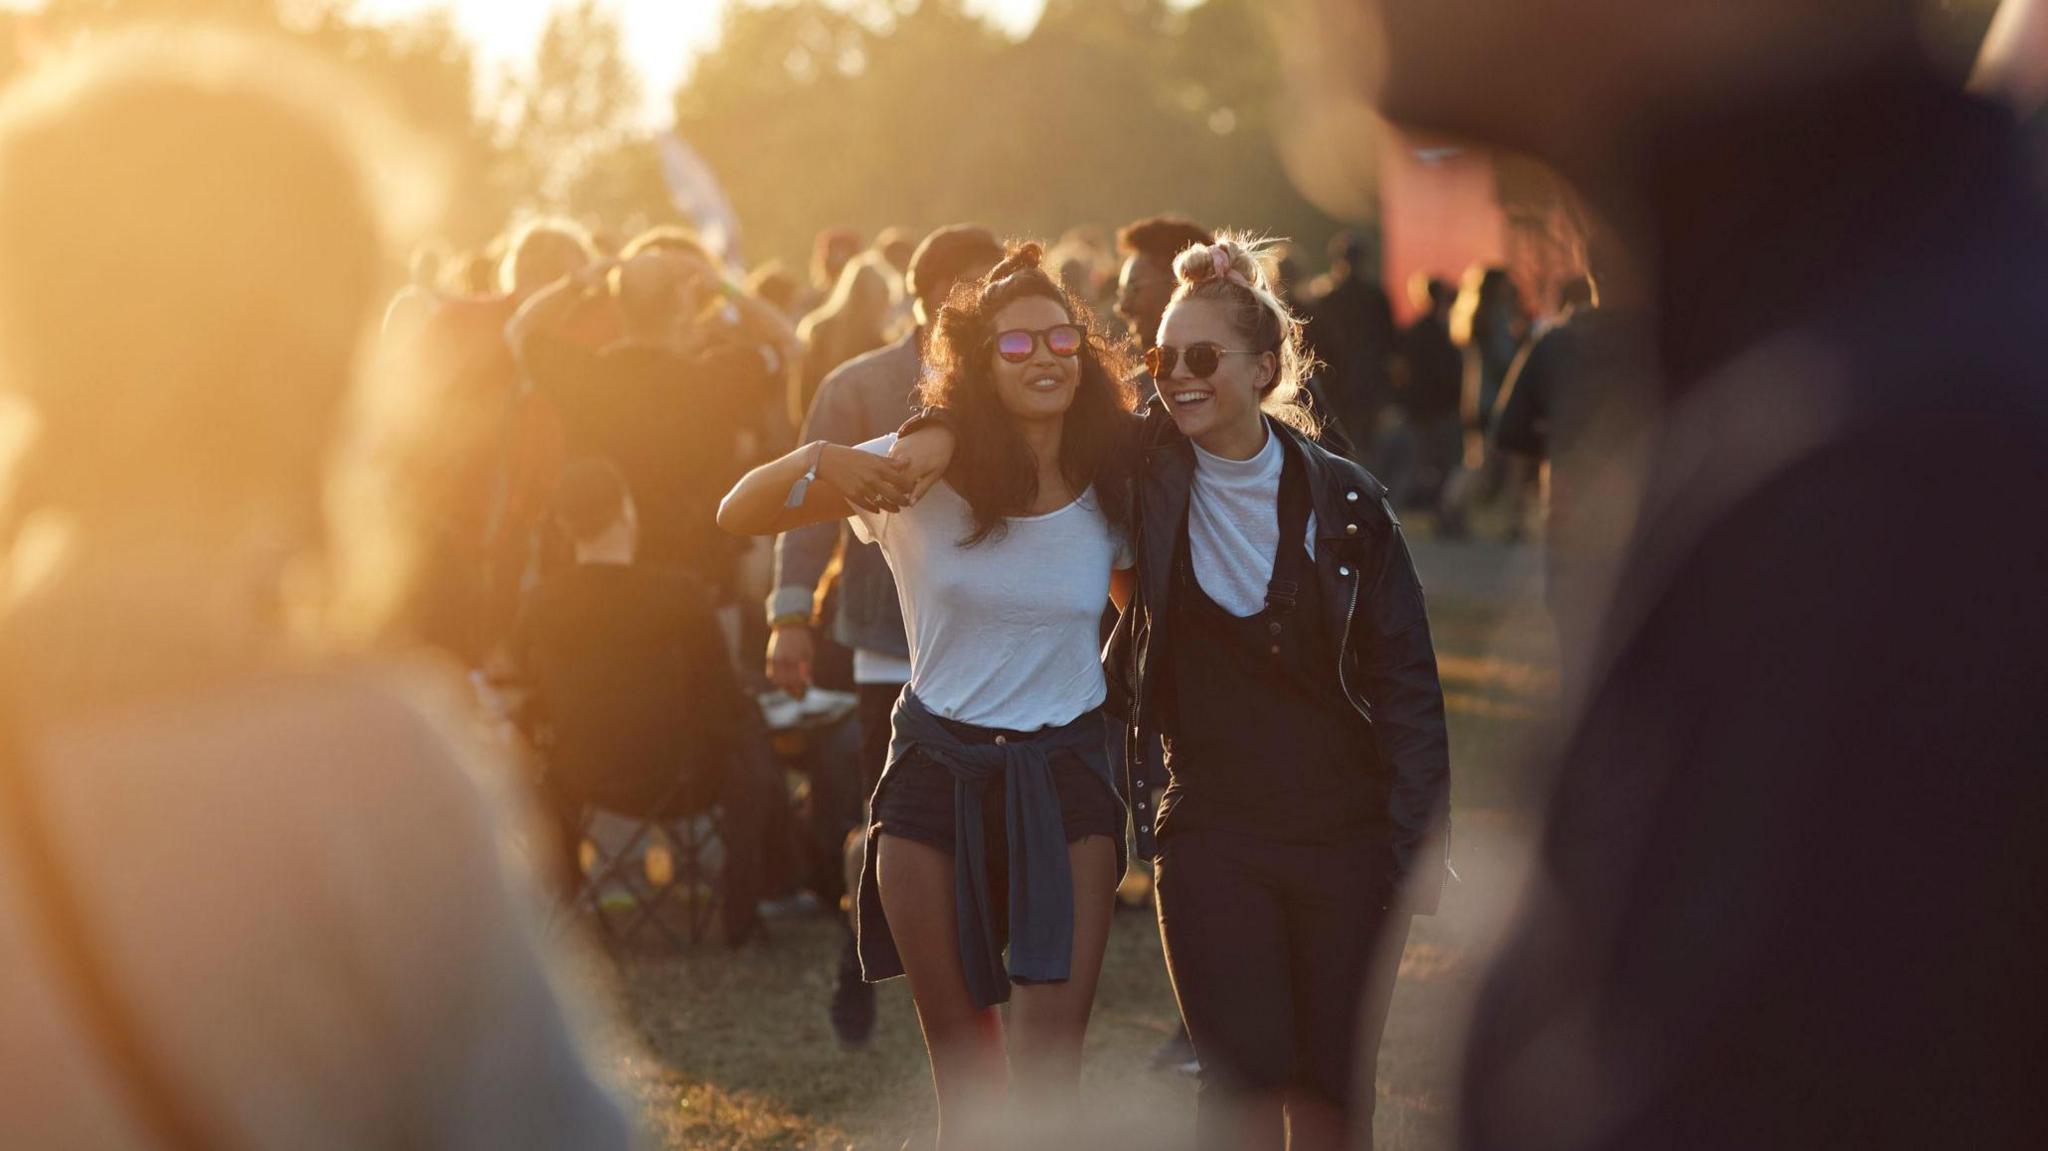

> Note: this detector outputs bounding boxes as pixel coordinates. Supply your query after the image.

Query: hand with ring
[816,444,914,514]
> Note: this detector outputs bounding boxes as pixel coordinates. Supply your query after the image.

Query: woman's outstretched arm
[716,439,910,537]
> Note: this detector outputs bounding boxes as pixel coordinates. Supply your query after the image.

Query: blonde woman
[793,251,900,425]
[1112,235,1450,1149]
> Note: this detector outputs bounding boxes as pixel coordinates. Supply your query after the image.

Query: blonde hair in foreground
[0,26,446,648]
[1167,231,1321,438]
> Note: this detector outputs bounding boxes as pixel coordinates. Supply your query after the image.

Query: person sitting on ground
[0,28,633,1148]
[513,459,774,946]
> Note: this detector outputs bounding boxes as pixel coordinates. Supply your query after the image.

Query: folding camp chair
[564,781,724,952]
[512,566,775,953]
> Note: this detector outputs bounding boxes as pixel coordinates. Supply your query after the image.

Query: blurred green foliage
[0,0,2012,272]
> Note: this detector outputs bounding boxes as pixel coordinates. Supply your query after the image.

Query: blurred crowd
[4,0,2045,1147]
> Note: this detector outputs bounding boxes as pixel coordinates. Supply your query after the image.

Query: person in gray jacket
[765,224,1004,1047]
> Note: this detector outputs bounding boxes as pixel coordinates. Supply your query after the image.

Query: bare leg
[876,833,1006,1148]
[1006,834,1119,1129]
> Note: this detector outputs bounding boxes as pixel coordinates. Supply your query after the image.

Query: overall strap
[1264,435,1314,618]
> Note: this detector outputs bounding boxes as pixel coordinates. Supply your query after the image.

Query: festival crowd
[2,2,2045,1150]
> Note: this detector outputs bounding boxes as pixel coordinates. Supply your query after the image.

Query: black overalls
[1152,440,1409,1149]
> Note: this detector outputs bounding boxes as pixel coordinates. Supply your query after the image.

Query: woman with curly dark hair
[719,242,1138,1146]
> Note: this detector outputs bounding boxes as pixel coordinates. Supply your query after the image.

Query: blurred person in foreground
[0,28,632,1149]
[765,224,1005,1049]
[1326,0,2048,1146]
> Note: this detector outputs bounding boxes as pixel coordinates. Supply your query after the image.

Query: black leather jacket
[1106,407,1452,914]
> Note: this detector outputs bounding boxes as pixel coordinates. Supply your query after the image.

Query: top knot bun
[983,240,1046,284]
[1171,236,1268,293]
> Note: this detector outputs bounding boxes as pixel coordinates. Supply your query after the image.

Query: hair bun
[1171,237,1265,292]
[984,240,1045,283]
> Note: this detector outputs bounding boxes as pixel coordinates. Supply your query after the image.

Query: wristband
[768,614,812,631]
[785,441,826,509]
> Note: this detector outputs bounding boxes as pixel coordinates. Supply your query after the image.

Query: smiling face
[1155,296,1274,450]
[987,294,1082,426]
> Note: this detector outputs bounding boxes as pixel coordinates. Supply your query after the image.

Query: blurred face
[987,294,1083,426]
[1154,297,1274,448]
[914,253,1000,328]
[1116,254,1176,350]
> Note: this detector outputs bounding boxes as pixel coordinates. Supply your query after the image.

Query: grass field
[586,542,1557,1149]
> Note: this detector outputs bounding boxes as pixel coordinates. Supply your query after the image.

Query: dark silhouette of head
[1116,215,1215,351]
[1327,228,1379,281]
[745,260,803,317]
[502,218,593,297]
[621,224,713,265]
[874,226,918,274]
[812,227,861,292]
[905,224,1005,327]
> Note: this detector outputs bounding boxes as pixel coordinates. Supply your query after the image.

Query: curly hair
[919,241,1138,546]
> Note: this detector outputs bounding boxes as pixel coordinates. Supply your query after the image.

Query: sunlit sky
[348,0,1077,126]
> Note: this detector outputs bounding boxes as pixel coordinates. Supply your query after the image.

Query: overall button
[1345,523,1359,536]
[993,735,1007,746]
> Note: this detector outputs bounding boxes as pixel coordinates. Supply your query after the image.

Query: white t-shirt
[848,435,1133,731]
[851,648,913,686]
[1189,425,1319,618]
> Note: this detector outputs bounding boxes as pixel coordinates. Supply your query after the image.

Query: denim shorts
[871,744,1123,855]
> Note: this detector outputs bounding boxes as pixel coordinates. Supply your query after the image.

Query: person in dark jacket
[1115,235,1449,1150]
[1332,0,2048,1147]
[1391,275,1464,510]
[1307,229,1399,465]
